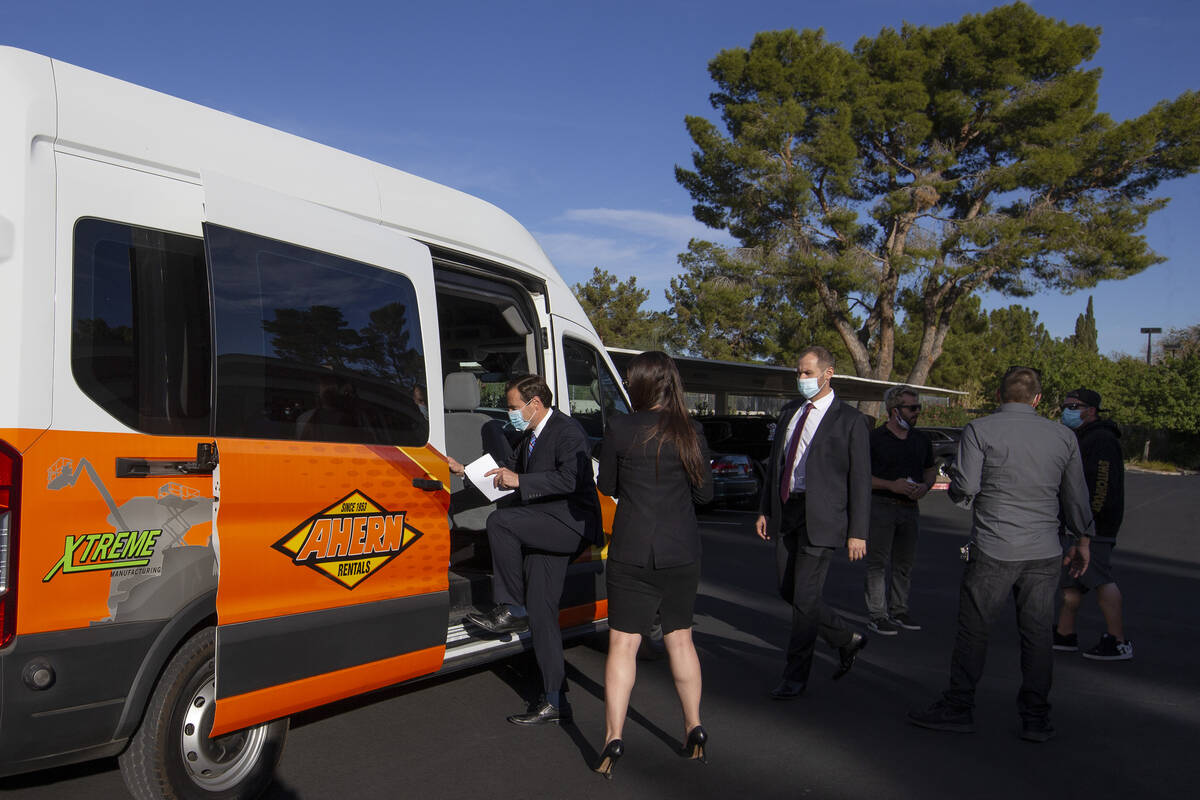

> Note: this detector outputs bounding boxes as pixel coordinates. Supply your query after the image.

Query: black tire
[119,626,288,800]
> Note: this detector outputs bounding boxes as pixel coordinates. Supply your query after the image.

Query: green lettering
[138,530,162,558]
[92,533,115,561]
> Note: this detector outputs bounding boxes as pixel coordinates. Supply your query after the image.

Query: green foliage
[572,267,662,349]
[1068,296,1099,354]
[677,2,1200,387]
[663,240,849,365]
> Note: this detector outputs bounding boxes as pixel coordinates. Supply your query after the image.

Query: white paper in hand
[464,453,515,501]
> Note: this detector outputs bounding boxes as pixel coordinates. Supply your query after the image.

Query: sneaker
[908,701,975,733]
[891,613,921,631]
[868,617,899,636]
[1020,718,1056,743]
[1053,629,1079,652]
[1082,633,1133,661]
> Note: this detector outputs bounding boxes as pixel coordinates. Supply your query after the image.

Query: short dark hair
[884,385,918,412]
[798,345,835,372]
[506,374,553,407]
[1000,367,1041,404]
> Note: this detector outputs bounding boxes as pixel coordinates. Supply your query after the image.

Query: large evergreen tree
[676,2,1200,388]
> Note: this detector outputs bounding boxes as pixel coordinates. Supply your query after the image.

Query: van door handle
[116,442,218,478]
[412,478,443,491]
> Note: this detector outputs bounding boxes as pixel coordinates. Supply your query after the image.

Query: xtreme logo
[43,530,163,581]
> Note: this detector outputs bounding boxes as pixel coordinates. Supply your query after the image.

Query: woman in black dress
[593,351,714,778]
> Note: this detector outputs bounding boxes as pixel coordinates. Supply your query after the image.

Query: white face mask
[508,398,533,431]
[896,414,911,431]
[797,375,824,400]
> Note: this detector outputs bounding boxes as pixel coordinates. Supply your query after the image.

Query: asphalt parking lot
[3,472,1197,799]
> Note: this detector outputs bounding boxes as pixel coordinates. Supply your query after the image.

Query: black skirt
[606,557,700,636]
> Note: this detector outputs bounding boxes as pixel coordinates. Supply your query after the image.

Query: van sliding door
[201,174,449,736]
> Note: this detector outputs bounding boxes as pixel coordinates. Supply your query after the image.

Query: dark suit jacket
[506,409,603,546]
[597,411,714,568]
[759,395,872,547]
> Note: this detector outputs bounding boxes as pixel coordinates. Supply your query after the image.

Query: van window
[71,219,212,435]
[561,337,629,439]
[206,224,429,446]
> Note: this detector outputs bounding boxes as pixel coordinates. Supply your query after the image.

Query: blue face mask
[797,376,823,400]
[1061,408,1083,429]
[508,399,532,431]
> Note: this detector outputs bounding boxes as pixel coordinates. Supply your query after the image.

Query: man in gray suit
[757,346,872,698]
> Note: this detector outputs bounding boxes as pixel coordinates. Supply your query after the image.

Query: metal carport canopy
[606,348,966,405]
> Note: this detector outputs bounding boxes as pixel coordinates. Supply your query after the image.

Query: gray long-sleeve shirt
[949,403,1094,561]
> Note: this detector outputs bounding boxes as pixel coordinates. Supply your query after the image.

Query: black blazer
[506,409,603,546]
[597,411,714,568]
[759,396,872,547]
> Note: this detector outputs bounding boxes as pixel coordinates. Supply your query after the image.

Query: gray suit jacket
[759,396,872,547]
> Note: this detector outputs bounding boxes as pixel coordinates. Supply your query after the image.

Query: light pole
[1140,327,1162,365]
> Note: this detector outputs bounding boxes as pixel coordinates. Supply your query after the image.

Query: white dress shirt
[782,390,835,494]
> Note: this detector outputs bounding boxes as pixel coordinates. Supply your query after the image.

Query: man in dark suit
[463,374,602,725]
[756,346,872,699]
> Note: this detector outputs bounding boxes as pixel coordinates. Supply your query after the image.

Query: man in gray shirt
[908,367,1093,743]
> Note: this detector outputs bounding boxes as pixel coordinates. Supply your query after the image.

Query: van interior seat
[443,372,499,535]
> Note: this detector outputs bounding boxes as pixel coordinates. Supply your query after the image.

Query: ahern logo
[272,490,423,589]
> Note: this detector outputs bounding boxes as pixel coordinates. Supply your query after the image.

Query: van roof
[1,46,567,292]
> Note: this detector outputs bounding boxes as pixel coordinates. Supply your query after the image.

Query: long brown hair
[625,351,706,486]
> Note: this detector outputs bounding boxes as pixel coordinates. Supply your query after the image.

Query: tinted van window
[561,337,628,439]
[71,219,212,435]
[206,224,429,446]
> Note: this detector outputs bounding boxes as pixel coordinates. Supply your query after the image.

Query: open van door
[201,175,450,736]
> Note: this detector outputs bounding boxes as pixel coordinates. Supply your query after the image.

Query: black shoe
[769,679,806,699]
[465,605,529,635]
[593,739,624,779]
[1020,718,1056,743]
[507,700,570,726]
[891,613,922,631]
[680,725,707,764]
[908,701,976,733]
[1053,628,1079,652]
[868,617,899,636]
[833,633,868,680]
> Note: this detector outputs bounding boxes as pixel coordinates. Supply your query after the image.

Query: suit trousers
[776,497,855,683]
[487,504,582,697]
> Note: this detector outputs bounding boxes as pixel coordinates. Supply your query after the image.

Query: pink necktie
[779,403,813,503]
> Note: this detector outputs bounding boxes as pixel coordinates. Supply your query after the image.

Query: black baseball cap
[1065,388,1102,410]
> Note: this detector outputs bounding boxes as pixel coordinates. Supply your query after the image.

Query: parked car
[696,415,776,509]
[709,452,762,509]
[916,426,962,475]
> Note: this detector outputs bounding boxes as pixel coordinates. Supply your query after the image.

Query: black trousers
[775,497,855,683]
[487,505,582,698]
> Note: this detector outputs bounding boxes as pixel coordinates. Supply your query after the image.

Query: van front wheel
[119,626,288,800]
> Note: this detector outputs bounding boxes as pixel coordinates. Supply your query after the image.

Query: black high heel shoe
[681,725,707,763]
[593,739,624,779]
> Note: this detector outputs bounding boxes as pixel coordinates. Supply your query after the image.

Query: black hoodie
[1075,418,1125,542]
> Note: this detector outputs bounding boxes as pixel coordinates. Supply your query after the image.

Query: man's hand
[847,538,866,561]
[485,467,520,490]
[448,457,465,477]
[912,482,932,500]
[756,515,770,541]
[1064,537,1091,578]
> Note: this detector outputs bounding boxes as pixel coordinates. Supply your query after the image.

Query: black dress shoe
[465,605,529,635]
[769,679,806,699]
[833,632,868,680]
[507,701,571,726]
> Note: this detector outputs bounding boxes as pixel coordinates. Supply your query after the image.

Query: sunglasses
[1061,403,1088,411]
[897,404,922,411]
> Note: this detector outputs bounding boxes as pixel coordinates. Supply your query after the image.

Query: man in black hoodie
[1053,388,1132,661]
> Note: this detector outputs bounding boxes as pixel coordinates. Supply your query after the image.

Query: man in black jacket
[1054,388,1131,661]
[756,346,872,699]
[462,374,603,723]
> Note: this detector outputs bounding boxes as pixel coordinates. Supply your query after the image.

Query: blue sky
[6,0,1197,359]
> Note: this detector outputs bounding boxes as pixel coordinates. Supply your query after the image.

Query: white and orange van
[0,46,628,799]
